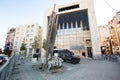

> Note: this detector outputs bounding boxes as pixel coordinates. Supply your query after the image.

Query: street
[10,58,120,80]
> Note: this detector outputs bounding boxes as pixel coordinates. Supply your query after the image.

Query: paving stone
[10,59,120,80]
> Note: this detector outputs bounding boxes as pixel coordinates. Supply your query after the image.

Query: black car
[53,49,80,64]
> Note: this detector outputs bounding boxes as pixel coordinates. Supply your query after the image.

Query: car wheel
[63,59,66,62]
[71,59,78,64]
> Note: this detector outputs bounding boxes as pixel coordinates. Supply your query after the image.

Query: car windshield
[53,49,74,56]
[62,49,74,55]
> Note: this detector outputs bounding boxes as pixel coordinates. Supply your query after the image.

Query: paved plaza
[10,58,120,80]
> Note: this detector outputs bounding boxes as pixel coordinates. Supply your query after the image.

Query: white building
[98,25,109,46]
[5,28,15,54]
[43,0,101,58]
[5,28,15,44]
[13,23,42,54]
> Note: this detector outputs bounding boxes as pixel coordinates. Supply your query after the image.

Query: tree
[20,43,26,55]
[20,43,26,51]
[32,37,40,54]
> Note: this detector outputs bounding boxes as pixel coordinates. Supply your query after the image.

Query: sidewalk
[10,59,120,80]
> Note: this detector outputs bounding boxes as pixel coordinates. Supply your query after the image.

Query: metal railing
[0,54,16,80]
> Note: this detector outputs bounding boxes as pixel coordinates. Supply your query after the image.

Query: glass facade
[54,9,91,52]
[56,9,89,36]
[58,9,89,30]
[47,9,91,57]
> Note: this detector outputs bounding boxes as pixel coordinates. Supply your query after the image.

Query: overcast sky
[0,0,120,49]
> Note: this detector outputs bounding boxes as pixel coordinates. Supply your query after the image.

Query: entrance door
[87,47,93,58]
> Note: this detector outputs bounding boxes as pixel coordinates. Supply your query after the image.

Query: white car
[0,54,9,61]
[0,54,8,65]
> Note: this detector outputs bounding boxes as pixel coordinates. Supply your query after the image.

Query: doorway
[87,47,93,58]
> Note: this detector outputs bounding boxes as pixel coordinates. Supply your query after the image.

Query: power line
[104,0,116,13]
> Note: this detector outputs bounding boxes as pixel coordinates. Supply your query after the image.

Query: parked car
[0,55,7,65]
[1,54,8,59]
[53,49,80,64]
[0,57,3,65]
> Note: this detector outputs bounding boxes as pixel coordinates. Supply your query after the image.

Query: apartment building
[13,23,42,54]
[43,0,101,58]
[107,11,120,54]
[4,28,15,56]
[98,25,109,46]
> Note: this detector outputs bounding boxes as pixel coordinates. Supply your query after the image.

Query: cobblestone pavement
[10,59,120,80]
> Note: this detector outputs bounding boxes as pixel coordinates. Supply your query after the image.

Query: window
[57,24,60,30]
[58,9,89,30]
[27,30,29,33]
[38,35,40,37]
[32,25,34,27]
[17,32,19,34]
[30,43,33,46]
[86,39,91,45]
[64,23,67,29]
[26,34,29,37]
[59,4,79,12]
[60,24,63,29]
[14,46,17,48]
[31,29,34,32]
[16,37,18,39]
[68,22,71,29]
[73,22,76,28]
[39,26,41,29]
[30,38,33,41]
[17,28,19,30]
[15,41,18,45]
[26,39,28,42]
[27,26,30,28]
[13,34,15,36]
[111,29,115,33]
[77,21,80,28]
[30,34,33,37]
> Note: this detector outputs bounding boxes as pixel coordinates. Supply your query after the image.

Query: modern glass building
[43,0,101,58]
[55,9,92,57]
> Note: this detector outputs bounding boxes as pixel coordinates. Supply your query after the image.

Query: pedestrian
[36,48,39,61]
[101,50,106,60]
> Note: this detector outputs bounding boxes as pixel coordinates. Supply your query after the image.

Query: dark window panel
[57,9,89,30]
[59,4,79,12]
[68,22,71,29]
[73,21,76,28]
[60,23,63,29]
[64,23,67,29]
